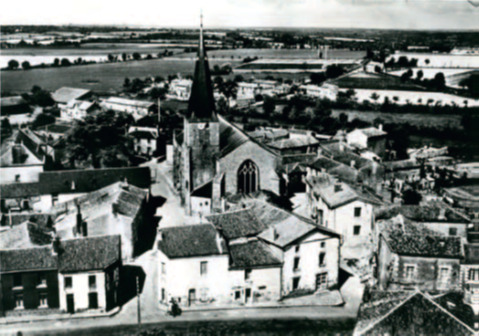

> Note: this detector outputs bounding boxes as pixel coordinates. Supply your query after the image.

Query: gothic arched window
[238,160,259,194]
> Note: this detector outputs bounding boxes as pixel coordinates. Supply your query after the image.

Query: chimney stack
[334,183,342,193]
[378,124,383,131]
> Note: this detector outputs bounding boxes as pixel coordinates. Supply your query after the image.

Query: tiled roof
[158,224,225,259]
[207,207,269,240]
[0,246,57,273]
[58,235,121,272]
[52,87,91,104]
[0,182,41,198]
[383,230,463,259]
[53,87,90,103]
[229,239,282,269]
[267,135,319,150]
[354,291,474,336]
[38,166,150,195]
[434,292,479,331]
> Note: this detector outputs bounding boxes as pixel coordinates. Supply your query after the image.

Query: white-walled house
[60,100,100,121]
[57,235,122,313]
[305,174,382,247]
[100,97,157,121]
[346,126,387,158]
[128,126,159,156]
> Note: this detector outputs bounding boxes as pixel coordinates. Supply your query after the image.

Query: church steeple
[187,13,217,121]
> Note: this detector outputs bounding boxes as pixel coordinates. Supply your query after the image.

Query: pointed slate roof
[187,16,217,122]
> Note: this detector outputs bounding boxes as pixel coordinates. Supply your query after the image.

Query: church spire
[187,12,217,121]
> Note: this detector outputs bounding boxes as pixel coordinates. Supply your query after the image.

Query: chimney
[52,236,62,255]
[334,183,342,193]
[350,160,356,168]
[339,142,344,152]
[274,227,280,240]
[71,181,76,191]
[216,233,223,254]
[439,208,446,220]
[378,124,383,131]
[75,201,82,236]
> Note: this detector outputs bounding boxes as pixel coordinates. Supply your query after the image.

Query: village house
[346,126,387,159]
[377,222,463,291]
[100,97,157,121]
[128,126,159,157]
[266,135,320,156]
[60,100,100,121]
[0,129,55,184]
[354,290,476,336]
[167,78,192,101]
[51,87,92,110]
[0,235,121,317]
[173,25,284,217]
[53,181,150,260]
[157,199,341,308]
[236,80,286,99]
[299,83,338,101]
[0,166,151,214]
[305,173,382,248]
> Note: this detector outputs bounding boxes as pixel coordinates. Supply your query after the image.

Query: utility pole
[136,275,141,327]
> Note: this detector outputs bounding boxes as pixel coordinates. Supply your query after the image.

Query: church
[172,19,284,216]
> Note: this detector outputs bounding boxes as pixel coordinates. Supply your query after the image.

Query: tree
[403,189,422,205]
[263,96,276,117]
[123,77,131,88]
[61,58,71,66]
[416,70,424,81]
[121,53,128,61]
[146,54,153,60]
[432,72,446,90]
[217,80,238,112]
[234,75,244,83]
[132,52,141,60]
[310,72,326,85]
[21,61,31,70]
[8,59,19,70]
[339,112,348,125]
[325,64,344,79]
[53,58,60,67]
[108,54,114,62]
[32,113,56,129]
[370,92,380,103]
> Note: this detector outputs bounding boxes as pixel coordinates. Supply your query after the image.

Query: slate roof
[58,235,121,272]
[229,239,282,269]
[0,182,41,198]
[158,224,225,259]
[383,229,463,259]
[52,87,91,104]
[38,166,150,195]
[354,291,474,336]
[0,246,57,273]
[207,207,269,240]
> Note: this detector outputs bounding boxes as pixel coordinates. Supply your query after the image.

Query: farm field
[331,109,463,130]
[387,67,478,88]
[332,72,424,91]
[1,58,242,93]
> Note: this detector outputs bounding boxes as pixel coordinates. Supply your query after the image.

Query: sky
[1,0,478,30]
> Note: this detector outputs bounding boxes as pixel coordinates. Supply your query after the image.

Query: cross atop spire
[187,12,217,121]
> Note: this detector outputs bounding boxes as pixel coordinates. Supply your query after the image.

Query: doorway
[66,294,75,313]
[245,288,252,303]
[188,289,196,306]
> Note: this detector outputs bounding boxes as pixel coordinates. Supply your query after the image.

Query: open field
[331,109,463,130]
[1,58,242,93]
[387,67,478,88]
[387,52,479,68]
[332,72,424,91]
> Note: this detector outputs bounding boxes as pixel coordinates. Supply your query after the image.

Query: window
[405,265,416,280]
[292,277,300,290]
[353,225,361,236]
[161,262,166,275]
[65,276,72,289]
[161,288,165,302]
[354,207,362,217]
[449,227,458,236]
[295,245,300,253]
[200,261,208,276]
[39,293,48,308]
[88,292,98,309]
[238,160,259,194]
[15,294,23,309]
[320,242,326,248]
[439,267,450,281]
[469,269,479,281]
[317,209,324,225]
[38,273,47,287]
[316,272,328,290]
[89,275,96,289]
[245,268,252,281]
[293,257,300,271]
[52,194,59,205]
[15,174,20,182]
[13,274,22,288]
[235,291,241,300]
[319,252,326,267]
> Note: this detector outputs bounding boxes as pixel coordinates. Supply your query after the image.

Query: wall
[347,131,368,149]
[58,271,106,312]
[0,165,43,184]
[220,141,280,196]
[377,236,396,290]
[228,267,281,304]
[190,196,212,217]
[1,270,59,311]
[422,222,468,240]
[282,232,339,295]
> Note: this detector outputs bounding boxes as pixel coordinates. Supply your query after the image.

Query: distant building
[51,87,92,109]
[0,96,31,115]
[60,100,100,121]
[0,235,121,317]
[128,126,159,157]
[266,135,320,156]
[346,126,387,158]
[236,80,287,99]
[167,79,193,101]
[299,83,338,100]
[100,97,157,121]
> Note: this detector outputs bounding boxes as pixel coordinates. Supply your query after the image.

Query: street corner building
[156,199,341,308]
[0,235,122,317]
